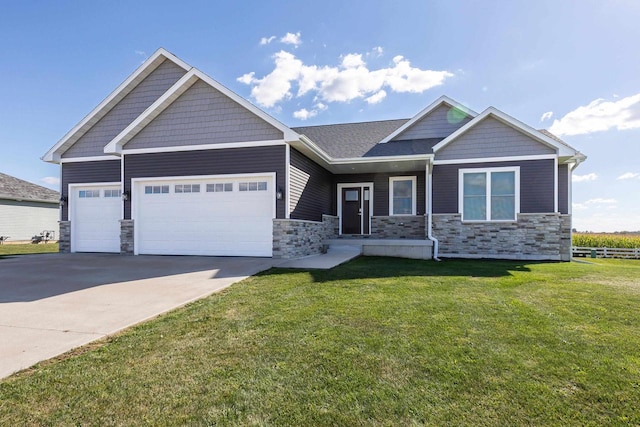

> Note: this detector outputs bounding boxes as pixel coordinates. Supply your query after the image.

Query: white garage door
[71,185,121,253]
[134,175,274,257]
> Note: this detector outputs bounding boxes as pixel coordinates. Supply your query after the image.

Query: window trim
[389,176,417,216]
[458,166,520,222]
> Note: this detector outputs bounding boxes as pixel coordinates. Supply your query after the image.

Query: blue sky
[1,1,638,231]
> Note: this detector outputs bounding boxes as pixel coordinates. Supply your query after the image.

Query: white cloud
[585,198,617,205]
[540,111,553,122]
[40,176,60,187]
[238,50,453,108]
[370,46,384,57]
[280,32,302,46]
[260,36,276,45]
[572,202,588,211]
[365,90,387,105]
[293,108,317,120]
[572,173,598,182]
[617,172,640,180]
[549,93,640,136]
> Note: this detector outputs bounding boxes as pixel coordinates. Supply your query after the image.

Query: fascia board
[379,95,478,144]
[42,48,192,163]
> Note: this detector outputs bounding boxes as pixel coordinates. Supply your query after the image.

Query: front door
[340,184,372,235]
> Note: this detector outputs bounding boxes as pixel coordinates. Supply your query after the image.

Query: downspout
[426,159,441,261]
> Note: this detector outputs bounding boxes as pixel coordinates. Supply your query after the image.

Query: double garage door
[71,175,274,256]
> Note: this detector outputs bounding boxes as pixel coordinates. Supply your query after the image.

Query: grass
[1,257,640,425]
[0,242,59,257]
[573,232,640,248]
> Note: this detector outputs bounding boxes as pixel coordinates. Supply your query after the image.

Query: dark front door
[341,187,362,234]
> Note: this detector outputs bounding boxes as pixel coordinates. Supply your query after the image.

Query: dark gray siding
[62,60,187,158]
[125,80,284,150]
[124,146,286,219]
[61,160,121,220]
[558,164,569,214]
[433,159,555,214]
[289,148,333,221]
[334,171,426,216]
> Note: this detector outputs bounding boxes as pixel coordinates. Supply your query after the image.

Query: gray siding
[61,160,122,220]
[63,60,187,158]
[289,148,333,221]
[432,159,555,214]
[334,172,426,216]
[392,104,472,141]
[558,164,569,215]
[436,116,556,160]
[124,146,286,219]
[0,200,59,241]
[125,80,284,150]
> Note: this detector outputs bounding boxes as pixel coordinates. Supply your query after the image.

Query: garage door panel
[72,185,121,253]
[135,176,274,257]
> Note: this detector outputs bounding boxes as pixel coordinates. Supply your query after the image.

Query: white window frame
[389,176,417,216]
[458,166,520,222]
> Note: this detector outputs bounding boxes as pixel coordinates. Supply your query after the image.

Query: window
[459,167,519,221]
[104,189,121,198]
[389,177,416,215]
[78,190,100,198]
[175,184,200,193]
[206,183,233,192]
[144,185,169,194]
[239,181,267,192]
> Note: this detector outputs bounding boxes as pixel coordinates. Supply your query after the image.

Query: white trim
[389,176,417,216]
[554,157,559,213]
[121,140,286,155]
[60,155,121,163]
[433,107,579,158]
[285,144,291,219]
[43,48,192,163]
[131,172,277,255]
[104,68,299,155]
[68,182,122,253]
[433,154,556,165]
[458,166,520,222]
[380,95,478,143]
[337,182,374,235]
[121,155,126,220]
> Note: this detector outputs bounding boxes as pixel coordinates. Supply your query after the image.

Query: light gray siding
[436,117,556,160]
[125,80,284,149]
[62,60,187,158]
[0,200,59,241]
[392,104,472,141]
[289,148,333,221]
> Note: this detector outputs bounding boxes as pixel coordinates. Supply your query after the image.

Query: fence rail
[573,246,640,259]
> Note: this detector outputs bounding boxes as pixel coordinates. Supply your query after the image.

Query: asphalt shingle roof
[0,173,59,203]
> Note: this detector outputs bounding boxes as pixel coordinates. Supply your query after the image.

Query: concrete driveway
[0,253,276,379]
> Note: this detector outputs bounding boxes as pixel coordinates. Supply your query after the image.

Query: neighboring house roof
[0,173,59,204]
[292,119,408,158]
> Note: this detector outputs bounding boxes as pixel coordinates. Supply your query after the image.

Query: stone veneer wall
[371,215,426,239]
[120,220,134,255]
[59,221,71,253]
[273,215,338,259]
[432,213,572,261]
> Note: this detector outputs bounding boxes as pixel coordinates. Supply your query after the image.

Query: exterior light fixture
[276,187,283,200]
[59,196,68,207]
[122,191,130,201]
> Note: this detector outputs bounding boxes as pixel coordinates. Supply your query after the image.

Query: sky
[0,0,638,232]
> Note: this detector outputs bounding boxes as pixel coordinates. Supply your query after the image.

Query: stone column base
[59,221,71,253]
[120,220,134,255]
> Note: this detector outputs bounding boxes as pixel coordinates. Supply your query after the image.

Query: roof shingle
[0,173,59,203]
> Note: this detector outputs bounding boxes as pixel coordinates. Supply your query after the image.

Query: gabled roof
[379,95,477,143]
[42,48,191,163]
[0,173,59,204]
[432,107,583,159]
[104,68,299,154]
[292,119,408,158]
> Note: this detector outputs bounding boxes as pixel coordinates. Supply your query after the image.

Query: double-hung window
[389,176,417,215]
[459,167,519,221]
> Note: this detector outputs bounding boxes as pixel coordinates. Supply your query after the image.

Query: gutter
[425,160,441,261]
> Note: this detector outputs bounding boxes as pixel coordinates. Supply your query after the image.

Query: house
[0,172,59,242]
[42,48,585,261]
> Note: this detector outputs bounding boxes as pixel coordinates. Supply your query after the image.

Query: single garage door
[134,175,274,256]
[71,185,121,253]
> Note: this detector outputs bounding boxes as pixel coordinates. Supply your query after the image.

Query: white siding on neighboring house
[0,200,59,241]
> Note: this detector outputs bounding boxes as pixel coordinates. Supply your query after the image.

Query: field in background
[573,233,640,249]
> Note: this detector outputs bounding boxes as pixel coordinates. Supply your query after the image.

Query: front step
[325,238,433,260]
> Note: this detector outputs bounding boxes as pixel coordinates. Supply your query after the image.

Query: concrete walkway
[0,253,276,379]
[275,245,361,269]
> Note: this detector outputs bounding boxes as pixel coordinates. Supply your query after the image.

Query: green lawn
[0,242,58,257]
[1,257,639,426]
